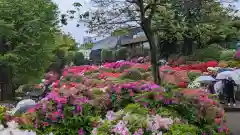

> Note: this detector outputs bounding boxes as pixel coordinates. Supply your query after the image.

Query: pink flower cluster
[103,62,135,69]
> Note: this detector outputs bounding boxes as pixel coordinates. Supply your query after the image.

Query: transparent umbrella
[216,71,240,85]
[195,76,216,84]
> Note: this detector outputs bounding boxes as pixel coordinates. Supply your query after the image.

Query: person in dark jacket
[208,82,215,94]
[224,77,236,107]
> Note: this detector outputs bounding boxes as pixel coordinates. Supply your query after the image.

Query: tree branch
[148,0,157,23]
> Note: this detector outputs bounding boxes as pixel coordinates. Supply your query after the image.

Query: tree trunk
[6,67,14,100]
[143,28,161,84]
[0,65,14,100]
[150,42,161,85]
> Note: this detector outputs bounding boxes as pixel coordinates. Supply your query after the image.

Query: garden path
[226,112,240,135]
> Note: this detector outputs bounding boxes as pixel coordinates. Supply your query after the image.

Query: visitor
[224,77,236,107]
[208,82,215,94]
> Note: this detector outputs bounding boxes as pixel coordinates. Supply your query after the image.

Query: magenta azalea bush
[4,62,229,135]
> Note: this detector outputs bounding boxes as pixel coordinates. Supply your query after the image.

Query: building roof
[91,27,147,50]
[121,36,148,45]
[91,36,118,50]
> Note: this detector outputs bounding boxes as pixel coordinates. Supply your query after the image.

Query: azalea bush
[4,61,229,135]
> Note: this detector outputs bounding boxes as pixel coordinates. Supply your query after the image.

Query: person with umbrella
[224,77,236,107]
[208,80,216,94]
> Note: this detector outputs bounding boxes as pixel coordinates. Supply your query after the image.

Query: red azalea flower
[212,101,217,105]
[220,111,224,117]
[115,87,121,93]
[70,82,77,87]
[52,111,60,116]
[55,97,67,104]
[215,118,221,125]
[51,116,57,121]
[223,126,230,133]
[27,107,36,113]
[178,82,187,88]
[42,122,49,126]
[206,61,217,67]
[106,99,111,105]
[130,90,134,97]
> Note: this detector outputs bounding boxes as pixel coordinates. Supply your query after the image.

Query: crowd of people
[207,77,236,107]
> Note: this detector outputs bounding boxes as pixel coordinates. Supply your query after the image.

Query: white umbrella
[214,81,224,95]
[216,71,240,85]
[195,76,216,84]
[231,69,240,85]
[216,71,233,80]
[9,99,36,115]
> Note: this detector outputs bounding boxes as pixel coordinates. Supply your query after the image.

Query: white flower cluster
[0,121,53,135]
[187,81,201,88]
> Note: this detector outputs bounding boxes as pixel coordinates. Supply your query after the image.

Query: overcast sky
[52,0,92,44]
[52,0,240,44]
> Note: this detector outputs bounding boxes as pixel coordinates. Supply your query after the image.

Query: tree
[0,0,59,99]
[67,1,162,84]
[73,52,85,66]
[80,42,94,50]
[66,0,239,84]
[155,0,240,56]
[49,33,78,74]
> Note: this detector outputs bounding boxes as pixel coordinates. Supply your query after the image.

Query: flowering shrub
[92,104,174,135]
[4,61,229,135]
[0,121,46,135]
[120,69,143,80]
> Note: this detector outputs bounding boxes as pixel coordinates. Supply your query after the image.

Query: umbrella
[216,71,233,80]
[217,68,234,73]
[232,69,240,85]
[216,71,240,85]
[214,81,224,95]
[9,99,36,115]
[195,76,216,84]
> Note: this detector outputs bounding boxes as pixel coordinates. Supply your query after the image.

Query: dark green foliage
[115,47,128,60]
[101,49,113,62]
[142,72,151,79]
[21,84,41,93]
[220,50,235,61]
[99,67,115,72]
[118,64,131,72]
[80,42,94,49]
[48,34,78,72]
[135,68,146,72]
[73,52,85,66]
[190,44,223,61]
[188,72,202,82]
[0,0,60,98]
